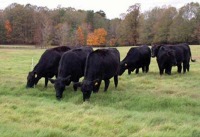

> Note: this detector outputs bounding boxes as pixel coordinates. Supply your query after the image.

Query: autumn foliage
[4,20,12,38]
[87,28,107,46]
[1,3,200,45]
[76,26,85,45]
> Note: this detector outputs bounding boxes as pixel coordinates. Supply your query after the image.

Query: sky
[0,0,199,19]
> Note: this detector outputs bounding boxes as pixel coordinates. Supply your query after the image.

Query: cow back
[84,48,120,81]
[58,47,93,80]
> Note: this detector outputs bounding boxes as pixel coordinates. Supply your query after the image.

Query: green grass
[0,46,200,137]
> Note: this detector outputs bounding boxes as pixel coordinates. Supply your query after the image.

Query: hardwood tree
[4,20,12,43]
[1,2,200,46]
[139,7,164,44]
[86,10,94,32]
[76,26,85,46]
[108,18,121,46]
[87,28,107,46]
[153,6,177,43]
[169,2,200,43]
[0,11,6,44]
[122,3,141,45]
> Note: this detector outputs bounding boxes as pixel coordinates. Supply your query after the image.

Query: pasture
[0,46,200,137]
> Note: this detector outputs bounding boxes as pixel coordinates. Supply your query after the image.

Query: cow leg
[128,69,131,75]
[142,66,145,73]
[146,65,149,73]
[177,64,182,73]
[159,66,164,75]
[45,77,48,88]
[73,78,79,91]
[160,69,164,75]
[104,79,110,92]
[187,63,190,72]
[165,66,172,75]
[158,63,164,75]
[96,80,102,93]
[183,63,187,73]
[135,68,139,74]
[73,84,78,91]
[169,67,172,75]
[114,75,118,88]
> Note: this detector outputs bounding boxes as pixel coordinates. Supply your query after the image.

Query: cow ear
[95,82,98,86]
[167,51,172,56]
[49,78,56,84]
[33,72,37,77]
[93,79,99,86]
[62,75,71,82]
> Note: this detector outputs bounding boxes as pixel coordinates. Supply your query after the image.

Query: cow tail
[191,58,196,62]
[190,52,196,62]
[189,47,196,62]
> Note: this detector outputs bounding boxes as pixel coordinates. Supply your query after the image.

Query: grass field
[0,46,200,137]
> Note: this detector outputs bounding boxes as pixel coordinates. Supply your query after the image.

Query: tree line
[0,2,199,47]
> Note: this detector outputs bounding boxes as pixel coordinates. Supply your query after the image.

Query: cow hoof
[84,99,90,102]
[56,97,61,101]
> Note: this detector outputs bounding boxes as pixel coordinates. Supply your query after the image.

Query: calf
[49,47,93,100]
[26,46,71,88]
[119,45,151,75]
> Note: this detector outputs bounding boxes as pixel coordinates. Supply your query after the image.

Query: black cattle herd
[26,43,196,101]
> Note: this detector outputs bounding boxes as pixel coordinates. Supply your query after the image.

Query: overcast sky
[0,0,199,19]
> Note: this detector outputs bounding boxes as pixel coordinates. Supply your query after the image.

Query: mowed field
[0,46,200,137]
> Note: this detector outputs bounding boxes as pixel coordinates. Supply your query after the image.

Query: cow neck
[58,70,70,79]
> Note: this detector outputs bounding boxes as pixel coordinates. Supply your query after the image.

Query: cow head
[26,71,37,88]
[81,80,93,101]
[151,45,161,57]
[74,79,100,101]
[167,49,177,66]
[119,61,128,75]
[49,75,71,100]
[160,46,177,66]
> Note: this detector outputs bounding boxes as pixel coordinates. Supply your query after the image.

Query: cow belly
[103,72,116,80]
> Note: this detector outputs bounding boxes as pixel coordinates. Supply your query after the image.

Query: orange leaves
[87,33,97,45]
[4,20,12,38]
[87,28,107,46]
[95,28,107,45]
[76,26,85,45]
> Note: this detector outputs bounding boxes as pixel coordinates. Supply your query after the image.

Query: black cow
[76,48,120,101]
[119,45,151,75]
[156,46,177,75]
[152,43,195,73]
[177,43,196,72]
[49,47,93,100]
[26,46,71,88]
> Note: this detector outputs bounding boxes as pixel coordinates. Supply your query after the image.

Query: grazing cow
[119,45,151,75]
[26,46,71,88]
[49,47,93,100]
[76,48,120,101]
[151,43,195,73]
[156,46,177,75]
